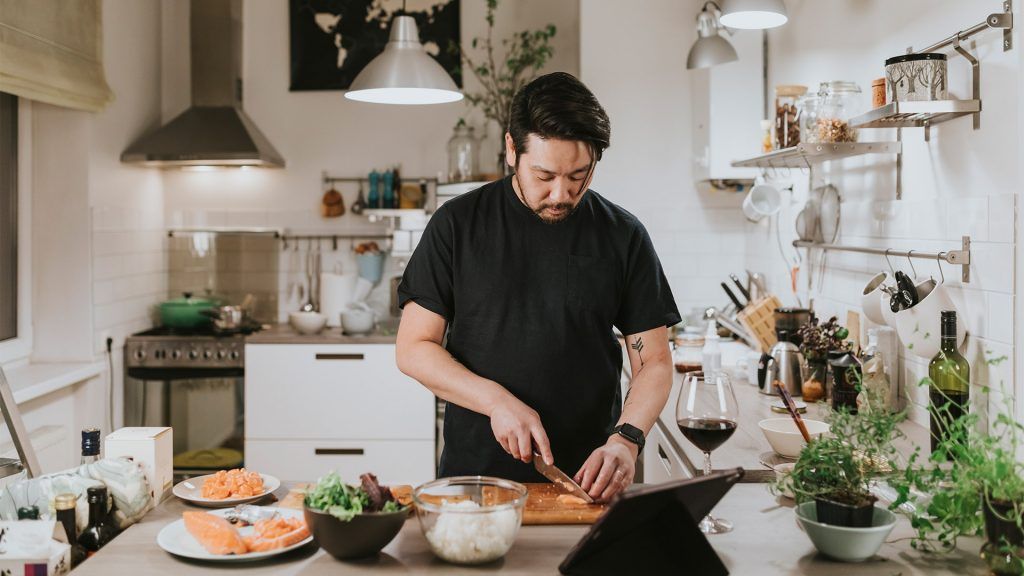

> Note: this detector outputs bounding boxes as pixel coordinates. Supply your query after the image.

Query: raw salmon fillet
[243,517,310,552]
[183,511,248,555]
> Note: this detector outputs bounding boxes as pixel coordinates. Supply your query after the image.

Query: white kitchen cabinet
[245,439,434,485]
[245,343,435,484]
[643,423,692,483]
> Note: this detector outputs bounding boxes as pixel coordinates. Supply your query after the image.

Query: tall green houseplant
[453,0,557,171]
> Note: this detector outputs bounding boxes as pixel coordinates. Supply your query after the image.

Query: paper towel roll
[320,273,358,327]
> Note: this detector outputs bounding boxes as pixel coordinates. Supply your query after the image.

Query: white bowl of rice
[412,476,528,565]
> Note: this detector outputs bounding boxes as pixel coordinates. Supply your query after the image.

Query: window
[0,93,16,342]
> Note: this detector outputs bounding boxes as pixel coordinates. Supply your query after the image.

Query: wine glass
[676,370,739,534]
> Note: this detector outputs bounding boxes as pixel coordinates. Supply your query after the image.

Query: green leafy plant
[796,314,850,363]
[451,0,557,136]
[775,381,909,507]
[889,354,1023,571]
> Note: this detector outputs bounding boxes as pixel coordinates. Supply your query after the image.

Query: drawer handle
[657,445,672,474]
[315,353,365,361]
[315,448,365,456]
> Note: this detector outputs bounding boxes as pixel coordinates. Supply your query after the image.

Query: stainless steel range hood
[121,0,284,168]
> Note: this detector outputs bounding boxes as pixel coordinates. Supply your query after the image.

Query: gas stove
[125,323,262,378]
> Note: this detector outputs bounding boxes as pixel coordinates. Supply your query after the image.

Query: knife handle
[721,282,745,310]
[730,274,752,303]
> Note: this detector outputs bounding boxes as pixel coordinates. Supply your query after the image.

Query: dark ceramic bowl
[303,505,410,559]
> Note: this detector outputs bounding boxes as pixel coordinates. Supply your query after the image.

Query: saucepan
[159,292,219,329]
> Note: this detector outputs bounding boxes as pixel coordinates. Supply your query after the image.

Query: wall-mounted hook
[884,249,896,274]
[906,250,917,278]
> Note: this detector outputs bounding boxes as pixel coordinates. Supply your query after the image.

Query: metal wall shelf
[731,142,901,170]
[851,100,981,139]
[793,236,972,282]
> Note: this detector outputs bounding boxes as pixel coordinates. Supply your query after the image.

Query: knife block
[737,295,781,353]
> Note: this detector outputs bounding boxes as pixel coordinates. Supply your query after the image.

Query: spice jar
[871,77,886,109]
[812,81,862,143]
[774,85,807,150]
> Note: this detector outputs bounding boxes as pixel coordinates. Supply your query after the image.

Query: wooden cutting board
[282,483,606,525]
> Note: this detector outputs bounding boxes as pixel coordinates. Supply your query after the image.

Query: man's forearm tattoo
[630,336,645,369]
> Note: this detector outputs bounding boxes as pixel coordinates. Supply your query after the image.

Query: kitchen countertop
[71,481,986,575]
[245,321,399,345]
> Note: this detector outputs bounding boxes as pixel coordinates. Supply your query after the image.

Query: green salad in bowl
[302,472,410,559]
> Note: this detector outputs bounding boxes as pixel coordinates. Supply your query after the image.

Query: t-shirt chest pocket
[567,254,620,315]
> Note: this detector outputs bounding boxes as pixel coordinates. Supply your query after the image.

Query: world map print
[289,0,461,91]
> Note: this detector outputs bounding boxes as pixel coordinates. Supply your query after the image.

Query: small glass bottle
[79,486,118,556]
[55,493,88,567]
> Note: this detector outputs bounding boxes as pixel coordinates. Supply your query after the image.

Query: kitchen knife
[533,453,594,503]
[730,274,752,304]
[721,282,745,311]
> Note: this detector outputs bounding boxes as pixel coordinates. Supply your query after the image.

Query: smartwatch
[611,423,645,452]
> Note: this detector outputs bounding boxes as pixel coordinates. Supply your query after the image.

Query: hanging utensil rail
[793,236,972,283]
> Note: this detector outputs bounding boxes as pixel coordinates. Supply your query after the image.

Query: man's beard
[514,173,581,224]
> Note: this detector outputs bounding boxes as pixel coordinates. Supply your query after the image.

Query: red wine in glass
[677,417,738,453]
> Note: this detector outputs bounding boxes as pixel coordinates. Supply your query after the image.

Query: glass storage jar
[447,119,479,183]
[798,93,820,145]
[773,85,807,150]
[673,334,704,374]
[811,81,863,143]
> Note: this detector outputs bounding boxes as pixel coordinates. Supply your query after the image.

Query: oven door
[124,368,244,478]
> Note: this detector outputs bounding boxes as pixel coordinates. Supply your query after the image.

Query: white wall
[159,0,581,321]
[743,0,1021,426]
[580,0,749,317]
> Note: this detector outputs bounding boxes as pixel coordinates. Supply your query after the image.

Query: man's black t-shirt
[398,176,681,482]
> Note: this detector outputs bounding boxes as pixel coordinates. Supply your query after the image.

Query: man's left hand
[574,435,638,502]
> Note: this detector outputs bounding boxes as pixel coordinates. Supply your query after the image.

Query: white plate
[172,473,281,508]
[157,506,312,562]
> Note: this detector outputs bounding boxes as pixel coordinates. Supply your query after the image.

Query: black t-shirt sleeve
[614,222,682,335]
[396,206,454,321]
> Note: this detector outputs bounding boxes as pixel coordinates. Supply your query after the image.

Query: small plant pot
[815,495,877,528]
[981,499,1024,575]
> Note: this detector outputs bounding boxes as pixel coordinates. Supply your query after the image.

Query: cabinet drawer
[245,344,435,440]
[245,439,435,486]
[643,423,692,483]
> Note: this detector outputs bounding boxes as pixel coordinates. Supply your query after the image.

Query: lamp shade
[719,0,788,29]
[345,15,463,105]
[687,34,739,69]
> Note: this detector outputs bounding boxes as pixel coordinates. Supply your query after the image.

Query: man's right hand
[488,395,553,465]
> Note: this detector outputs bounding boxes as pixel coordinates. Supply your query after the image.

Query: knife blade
[533,453,594,503]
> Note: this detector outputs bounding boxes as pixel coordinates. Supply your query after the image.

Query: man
[396,72,679,502]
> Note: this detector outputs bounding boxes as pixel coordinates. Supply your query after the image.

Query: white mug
[742,184,782,222]
[895,281,965,359]
[860,272,889,325]
[734,350,765,386]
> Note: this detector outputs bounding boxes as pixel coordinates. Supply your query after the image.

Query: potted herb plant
[451,0,557,176]
[890,362,1024,575]
[796,314,849,403]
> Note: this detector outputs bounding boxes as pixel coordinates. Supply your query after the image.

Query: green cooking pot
[159,292,220,328]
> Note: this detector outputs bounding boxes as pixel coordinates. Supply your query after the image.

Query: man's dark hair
[507,72,611,165]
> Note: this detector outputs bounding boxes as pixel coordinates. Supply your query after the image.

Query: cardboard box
[104,427,172,501]
[0,521,71,575]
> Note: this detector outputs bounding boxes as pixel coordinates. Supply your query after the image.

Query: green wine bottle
[928,310,969,460]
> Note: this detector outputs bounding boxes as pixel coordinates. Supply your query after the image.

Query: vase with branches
[451,0,557,175]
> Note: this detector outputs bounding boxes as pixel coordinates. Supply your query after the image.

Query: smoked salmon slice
[242,517,310,552]
[183,511,248,555]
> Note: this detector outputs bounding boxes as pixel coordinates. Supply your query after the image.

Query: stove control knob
[133,349,146,360]
[171,349,182,360]
[230,350,240,360]
[154,349,164,359]
[217,349,228,359]
[189,349,199,360]
[204,349,214,359]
